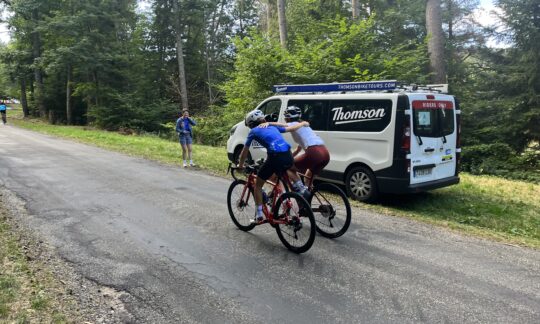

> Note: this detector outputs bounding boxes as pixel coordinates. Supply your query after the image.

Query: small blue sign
[272,81,398,93]
[446,149,452,155]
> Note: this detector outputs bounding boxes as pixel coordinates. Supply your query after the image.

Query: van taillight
[456,113,461,175]
[401,118,411,152]
[456,114,461,148]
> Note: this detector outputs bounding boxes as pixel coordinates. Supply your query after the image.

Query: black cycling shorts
[258,151,293,180]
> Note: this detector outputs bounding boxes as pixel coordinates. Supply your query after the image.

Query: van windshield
[412,100,454,137]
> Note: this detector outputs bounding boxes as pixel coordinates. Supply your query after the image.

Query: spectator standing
[0,101,7,125]
[175,110,197,167]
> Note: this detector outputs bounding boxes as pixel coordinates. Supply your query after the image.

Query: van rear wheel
[345,166,378,203]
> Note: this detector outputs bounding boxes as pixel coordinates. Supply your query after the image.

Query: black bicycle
[301,173,351,238]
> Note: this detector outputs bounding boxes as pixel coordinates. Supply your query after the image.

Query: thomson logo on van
[331,107,386,125]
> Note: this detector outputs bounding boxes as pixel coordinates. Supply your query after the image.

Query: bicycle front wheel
[273,192,316,253]
[310,183,351,238]
[227,180,256,231]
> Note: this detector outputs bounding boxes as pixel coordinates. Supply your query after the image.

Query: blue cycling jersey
[245,126,291,153]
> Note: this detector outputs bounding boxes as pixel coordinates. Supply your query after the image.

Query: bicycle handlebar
[228,159,265,181]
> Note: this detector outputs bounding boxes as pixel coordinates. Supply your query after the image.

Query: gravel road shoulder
[1,186,133,323]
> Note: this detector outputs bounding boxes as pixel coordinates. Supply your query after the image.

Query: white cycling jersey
[287,121,325,149]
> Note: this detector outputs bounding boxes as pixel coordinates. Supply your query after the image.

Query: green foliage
[89,94,177,132]
[461,143,540,183]
[219,16,429,135]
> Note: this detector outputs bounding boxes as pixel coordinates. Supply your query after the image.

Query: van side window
[259,100,281,122]
[328,100,392,132]
[287,100,328,131]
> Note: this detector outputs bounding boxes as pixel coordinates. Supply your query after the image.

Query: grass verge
[0,203,71,323]
[7,107,540,248]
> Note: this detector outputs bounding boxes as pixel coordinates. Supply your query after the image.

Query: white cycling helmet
[284,105,302,119]
[245,109,265,128]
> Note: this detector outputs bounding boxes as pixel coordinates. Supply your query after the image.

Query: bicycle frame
[241,171,294,226]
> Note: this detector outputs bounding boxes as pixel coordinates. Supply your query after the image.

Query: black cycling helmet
[284,106,302,120]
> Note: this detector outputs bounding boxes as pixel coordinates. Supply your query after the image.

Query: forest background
[0,0,538,182]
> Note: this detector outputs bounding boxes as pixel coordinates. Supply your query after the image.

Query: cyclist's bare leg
[287,167,301,183]
[287,166,309,195]
[305,169,314,189]
[254,176,265,206]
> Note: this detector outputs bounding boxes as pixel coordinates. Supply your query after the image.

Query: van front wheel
[345,166,379,203]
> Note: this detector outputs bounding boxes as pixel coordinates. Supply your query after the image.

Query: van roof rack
[272,81,398,94]
[397,83,449,94]
[272,81,450,94]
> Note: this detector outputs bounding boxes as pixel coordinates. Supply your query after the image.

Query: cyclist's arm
[292,145,302,157]
[259,122,287,128]
[284,121,309,132]
[238,132,255,168]
[238,146,250,168]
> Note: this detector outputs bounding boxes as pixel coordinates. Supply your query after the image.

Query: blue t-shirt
[175,117,196,135]
[0,104,6,112]
[245,126,291,153]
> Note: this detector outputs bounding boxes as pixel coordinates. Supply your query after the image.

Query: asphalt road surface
[1,125,539,323]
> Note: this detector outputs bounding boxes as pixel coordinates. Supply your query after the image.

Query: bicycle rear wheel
[227,180,256,231]
[273,192,316,253]
[310,183,351,238]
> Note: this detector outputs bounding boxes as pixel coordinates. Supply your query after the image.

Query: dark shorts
[294,145,330,175]
[179,133,193,145]
[258,151,294,180]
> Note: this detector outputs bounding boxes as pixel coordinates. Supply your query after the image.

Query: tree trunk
[66,64,73,125]
[277,0,287,48]
[266,1,272,35]
[31,9,46,118]
[352,0,360,19]
[20,78,29,118]
[173,0,189,112]
[426,0,447,83]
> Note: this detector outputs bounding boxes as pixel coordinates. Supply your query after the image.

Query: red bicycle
[227,163,316,253]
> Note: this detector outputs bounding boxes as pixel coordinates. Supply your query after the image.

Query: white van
[226,81,461,202]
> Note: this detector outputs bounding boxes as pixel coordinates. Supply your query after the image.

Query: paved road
[0,125,539,323]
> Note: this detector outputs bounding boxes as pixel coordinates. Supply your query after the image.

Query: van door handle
[424,148,435,152]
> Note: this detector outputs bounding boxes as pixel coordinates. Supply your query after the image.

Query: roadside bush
[462,142,540,183]
[195,105,246,146]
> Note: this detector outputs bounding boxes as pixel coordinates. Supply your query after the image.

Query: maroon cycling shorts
[294,145,330,175]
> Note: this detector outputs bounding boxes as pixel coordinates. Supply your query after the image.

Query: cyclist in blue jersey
[238,110,309,223]
[0,101,7,125]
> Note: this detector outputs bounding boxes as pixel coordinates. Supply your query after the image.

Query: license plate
[414,168,432,177]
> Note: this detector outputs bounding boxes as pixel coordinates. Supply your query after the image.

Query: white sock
[257,205,263,218]
[293,180,304,192]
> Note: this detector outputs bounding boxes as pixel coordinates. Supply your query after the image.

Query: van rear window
[412,100,455,137]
